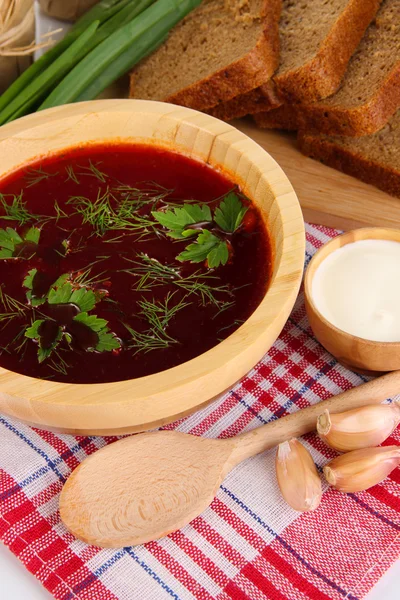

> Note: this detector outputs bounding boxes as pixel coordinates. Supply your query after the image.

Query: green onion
[80,0,155,55]
[0,21,100,125]
[75,34,168,102]
[0,0,130,115]
[40,0,201,109]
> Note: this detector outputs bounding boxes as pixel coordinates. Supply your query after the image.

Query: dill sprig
[25,166,58,187]
[123,323,174,354]
[67,187,160,238]
[0,286,28,324]
[115,181,172,210]
[138,292,190,334]
[73,266,109,288]
[65,165,80,184]
[48,350,69,376]
[0,192,35,225]
[124,292,189,354]
[77,160,108,183]
[123,254,233,308]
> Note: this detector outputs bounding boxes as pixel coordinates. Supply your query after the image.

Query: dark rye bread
[129,0,281,111]
[206,81,281,120]
[208,0,382,121]
[298,109,400,198]
[256,0,400,136]
[254,104,298,130]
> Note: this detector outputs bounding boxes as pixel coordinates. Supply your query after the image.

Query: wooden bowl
[305,227,400,375]
[0,100,304,435]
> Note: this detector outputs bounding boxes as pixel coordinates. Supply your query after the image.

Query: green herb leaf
[24,226,41,244]
[152,204,212,238]
[25,319,44,339]
[177,230,229,268]
[69,288,96,312]
[0,227,22,252]
[23,268,46,306]
[214,192,248,233]
[73,312,120,351]
[0,226,41,258]
[48,278,97,313]
[25,318,63,363]
[48,281,73,305]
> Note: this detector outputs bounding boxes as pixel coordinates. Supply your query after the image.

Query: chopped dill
[65,165,80,184]
[123,254,233,308]
[25,166,58,187]
[138,292,190,334]
[0,192,34,225]
[211,300,235,319]
[78,160,108,183]
[67,187,160,238]
[73,267,108,288]
[123,292,190,354]
[48,350,69,376]
[123,323,174,354]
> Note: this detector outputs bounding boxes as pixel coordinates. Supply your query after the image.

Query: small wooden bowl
[304,227,400,374]
[0,100,305,435]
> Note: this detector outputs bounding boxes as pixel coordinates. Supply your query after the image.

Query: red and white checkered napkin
[1,223,399,600]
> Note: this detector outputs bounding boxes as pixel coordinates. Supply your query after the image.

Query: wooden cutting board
[236,121,400,231]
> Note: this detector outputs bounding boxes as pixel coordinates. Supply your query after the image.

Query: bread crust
[254,104,299,130]
[275,0,383,103]
[255,61,400,136]
[206,81,282,121]
[298,129,400,198]
[204,0,382,122]
[130,0,281,111]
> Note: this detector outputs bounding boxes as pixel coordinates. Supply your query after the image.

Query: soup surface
[0,144,271,383]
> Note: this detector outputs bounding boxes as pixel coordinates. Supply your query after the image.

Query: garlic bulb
[317,403,400,453]
[276,438,322,512]
[323,446,400,493]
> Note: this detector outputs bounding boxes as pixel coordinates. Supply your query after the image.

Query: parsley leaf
[47,278,96,312]
[214,192,248,233]
[152,204,212,239]
[177,230,229,268]
[25,318,63,363]
[23,268,46,306]
[0,226,41,258]
[24,226,41,244]
[73,312,120,351]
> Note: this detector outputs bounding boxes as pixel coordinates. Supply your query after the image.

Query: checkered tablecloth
[1,223,399,600]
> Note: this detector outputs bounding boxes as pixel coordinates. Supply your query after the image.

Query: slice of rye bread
[207,0,382,121]
[254,103,298,130]
[255,0,400,136]
[129,0,281,111]
[206,81,281,120]
[298,109,400,198]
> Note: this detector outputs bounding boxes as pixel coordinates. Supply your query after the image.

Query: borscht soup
[0,144,272,383]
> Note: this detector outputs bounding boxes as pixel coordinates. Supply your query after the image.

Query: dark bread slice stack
[207,81,281,121]
[298,109,400,198]
[129,0,281,111]
[255,0,400,136]
[209,0,382,121]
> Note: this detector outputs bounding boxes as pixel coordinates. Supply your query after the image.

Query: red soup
[0,144,272,383]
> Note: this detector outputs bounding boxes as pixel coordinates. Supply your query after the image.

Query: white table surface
[0,4,398,599]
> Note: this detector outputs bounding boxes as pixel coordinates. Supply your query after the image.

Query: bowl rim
[304,226,400,348]
[0,99,305,433]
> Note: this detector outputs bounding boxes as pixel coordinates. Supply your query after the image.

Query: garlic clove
[276,438,322,512]
[323,445,400,493]
[317,402,400,453]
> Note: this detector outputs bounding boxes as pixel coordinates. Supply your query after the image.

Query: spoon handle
[229,370,400,465]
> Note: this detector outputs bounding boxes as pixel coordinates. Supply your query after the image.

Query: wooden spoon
[60,371,400,547]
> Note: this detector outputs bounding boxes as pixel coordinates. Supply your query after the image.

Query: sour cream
[311,239,400,342]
